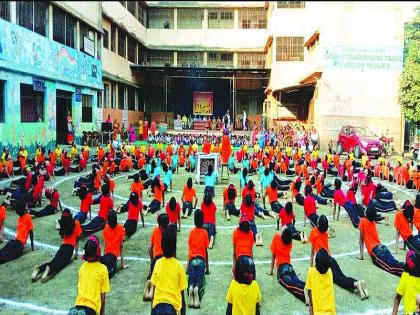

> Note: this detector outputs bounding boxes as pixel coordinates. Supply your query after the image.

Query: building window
[147,50,173,66]
[0,81,4,123]
[0,1,10,21]
[53,6,76,48]
[17,1,48,36]
[178,51,203,67]
[177,8,203,29]
[238,53,266,68]
[111,24,116,52]
[118,84,125,109]
[221,53,233,61]
[127,1,137,17]
[127,86,136,111]
[20,84,44,122]
[208,10,234,29]
[103,83,110,108]
[276,37,304,61]
[277,1,305,8]
[138,43,147,65]
[97,90,102,109]
[208,52,217,62]
[137,3,145,26]
[119,1,126,8]
[207,52,233,68]
[111,83,117,109]
[148,8,173,29]
[80,22,96,57]
[127,36,137,63]
[82,94,93,122]
[239,8,266,29]
[103,29,109,49]
[118,27,126,58]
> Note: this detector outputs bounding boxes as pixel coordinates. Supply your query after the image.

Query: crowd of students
[0,131,420,315]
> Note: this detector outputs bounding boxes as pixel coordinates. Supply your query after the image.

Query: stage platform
[166,129,249,136]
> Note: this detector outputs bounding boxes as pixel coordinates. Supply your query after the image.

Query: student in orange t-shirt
[0,200,34,264]
[32,209,81,283]
[223,183,239,220]
[414,195,420,233]
[101,211,126,278]
[118,173,143,213]
[144,177,164,215]
[187,210,210,309]
[358,206,404,277]
[268,228,305,302]
[232,215,254,268]
[143,213,169,301]
[263,180,282,217]
[73,186,93,224]
[0,205,6,242]
[201,192,217,249]
[123,192,144,238]
[394,201,420,253]
[309,215,367,299]
[182,178,198,218]
[166,197,181,232]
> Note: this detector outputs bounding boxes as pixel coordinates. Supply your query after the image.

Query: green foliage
[400,6,420,124]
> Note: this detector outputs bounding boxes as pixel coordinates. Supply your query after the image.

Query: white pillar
[234,9,238,29]
[203,51,208,67]
[203,8,208,29]
[174,51,178,66]
[174,8,177,29]
[48,3,53,39]
[233,52,238,68]
[10,1,17,23]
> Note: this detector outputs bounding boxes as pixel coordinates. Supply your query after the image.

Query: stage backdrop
[193,92,213,116]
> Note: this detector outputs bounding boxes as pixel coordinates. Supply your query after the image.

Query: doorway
[56,90,73,145]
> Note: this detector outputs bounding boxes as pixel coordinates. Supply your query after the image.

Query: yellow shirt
[141,145,146,154]
[396,272,420,314]
[129,145,135,155]
[151,257,187,312]
[54,148,62,161]
[397,156,404,166]
[0,153,6,166]
[285,146,292,157]
[305,267,336,315]
[70,146,78,159]
[226,280,261,315]
[361,155,368,167]
[378,156,385,166]
[75,261,110,314]
[83,145,90,153]
[312,149,320,160]
[157,143,163,152]
[192,143,198,153]
[327,153,333,164]
[349,152,355,161]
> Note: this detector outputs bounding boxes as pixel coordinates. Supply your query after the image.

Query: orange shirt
[359,218,380,256]
[232,228,254,258]
[183,186,196,203]
[290,182,299,197]
[131,181,144,198]
[63,220,82,247]
[6,160,13,175]
[15,213,34,246]
[414,207,420,232]
[265,186,278,204]
[188,227,209,261]
[150,227,163,258]
[223,187,236,205]
[154,184,163,203]
[103,223,125,257]
[270,233,292,267]
[108,179,115,193]
[394,211,412,241]
[0,205,6,222]
[309,227,330,255]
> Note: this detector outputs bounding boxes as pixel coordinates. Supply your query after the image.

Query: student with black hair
[394,201,420,254]
[162,162,173,192]
[118,173,144,214]
[263,180,282,218]
[333,178,360,228]
[123,191,144,238]
[187,210,210,309]
[415,194,420,233]
[290,177,304,206]
[305,248,336,315]
[204,164,216,197]
[268,227,306,302]
[144,176,164,215]
[82,184,113,235]
[226,256,261,315]
[101,211,126,278]
[181,177,197,218]
[144,213,169,301]
[278,202,307,243]
[239,167,249,191]
[0,200,34,264]
[240,193,264,246]
[68,237,110,315]
[223,183,239,220]
[150,225,187,315]
[232,215,255,271]
[309,215,368,300]
[29,187,62,218]
[201,192,217,249]
[358,205,405,276]
[304,184,320,227]
[74,185,93,224]
[241,180,269,219]
[166,197,181,232]
[32,209,81,283]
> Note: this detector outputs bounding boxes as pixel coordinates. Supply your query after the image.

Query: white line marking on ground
[0,297,67,314]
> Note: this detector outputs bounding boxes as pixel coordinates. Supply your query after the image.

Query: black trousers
[307,213,319,227]
[342,201,361,228]
[82,217,106,235]
[182,201,193,216]
[148,200,161,214]
[226,202,240,216]
[124,219,138,237]
[0,239,24,264]
[270,201,282,213]
[100,253,118,278]
[329,256,356,291]
[286,224,302,241]
[295,194,304,206]
[407,235,420,253]
[277,263,305,302]
[30,205,57,218]
[371,244,404,277]
[39,244,73,274]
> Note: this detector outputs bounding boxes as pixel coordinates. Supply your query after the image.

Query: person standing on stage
[224,110,231,130]
[143,119,149,140]
[243,111,247,131]
[151,119,157,137]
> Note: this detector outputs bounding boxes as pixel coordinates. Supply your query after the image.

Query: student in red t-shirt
[0,200,35,264]
[232,215,254,268]
[187,210,210,309]
[123,192,144,238]
[263,180,282,218]
[82,184,113,235]
[0,205,6,243]
[394,201,420,254]
[144,177,164,215]
[26,175,42,209]
[278,202,307,243]
[166,197,181,232]
[101,211,126,278]
[143,213,169,301]
[119,173,144,214]
[29,188,62,218]
[181,178,197,218]
[73,185,93,224]
[240,193,264,246]
[223,183,239,221]
[32,209,81,283]
[201,192,217,249]
[358,206,404,276]
[309,215,368,299]
[268,228,306,302]
[333,178,360,228]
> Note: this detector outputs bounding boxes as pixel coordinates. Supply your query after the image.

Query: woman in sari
[129,123,136,143]
[143,119,149,140]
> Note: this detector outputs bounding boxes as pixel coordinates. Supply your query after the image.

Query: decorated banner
[193,92,213,116]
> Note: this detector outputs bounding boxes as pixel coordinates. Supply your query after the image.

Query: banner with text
[193,92,213,116]
[324,46,403,71]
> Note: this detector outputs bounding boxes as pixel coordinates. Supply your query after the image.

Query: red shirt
[394,211,412,241]
[241,187,256,202]
[98,195,113,220]
[279,208,295,226]
[188,227,209,261]
[233,228,254,258]
[359,218,381,255]
[63,220,82,247]
[80,193,93,213]
[201,202,216,225]
[303,195,317,217]
[240,203,255,221]
[150,227,163,258]
[361,183,376,206]
[270,233,292,267]
[309,227,330,255]
[15,213,34,246]
[127,201,143,221]
[166,202,181,224]
[32,183,42,200]
[103,223,125,257]
[50,190,60,208]
[333,189,347,207]
[346,190,357,205]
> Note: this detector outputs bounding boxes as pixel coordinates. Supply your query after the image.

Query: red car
[337,125,382,158]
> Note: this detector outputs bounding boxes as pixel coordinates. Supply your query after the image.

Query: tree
[399,6,420,125]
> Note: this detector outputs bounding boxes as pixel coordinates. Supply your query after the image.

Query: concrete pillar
[233,52,238,68]
[203,51,208,67]
[174,51,178,66]
[234,9,238,29]
[203,8,208,29]
[174,8,177,29]
[48,3,53,40]
[10,1,16,23]
[76,21,80,51]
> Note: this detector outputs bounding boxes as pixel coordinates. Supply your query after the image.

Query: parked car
[337,125,382,158]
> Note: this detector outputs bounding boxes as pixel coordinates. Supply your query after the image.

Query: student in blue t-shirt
[239,168,249,191]
[204,165,217,197]
[171,154,179,173]
[162,163,173,192]
[228,153,239,174]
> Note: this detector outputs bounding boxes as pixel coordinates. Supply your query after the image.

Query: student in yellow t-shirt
[226,256,261,315]
[305,248,336,315]
[70,237,110,315]
[151,225,187,315]
[392,251,420,315]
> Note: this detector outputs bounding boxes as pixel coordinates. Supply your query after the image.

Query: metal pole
[165,76,168,123]
[232,75,236,130]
